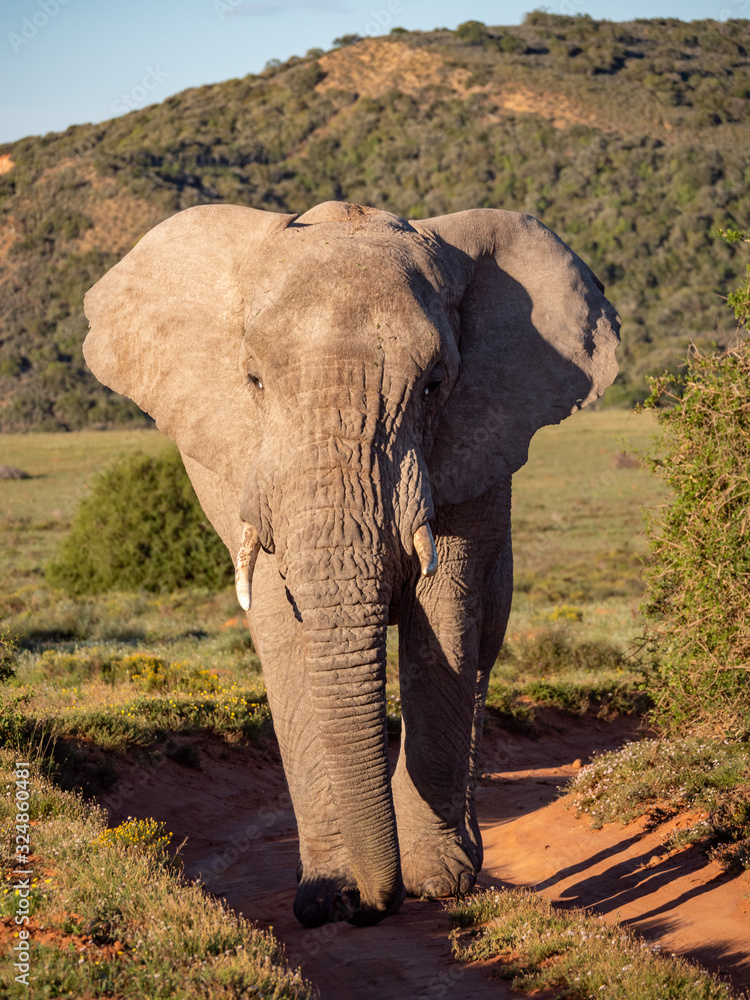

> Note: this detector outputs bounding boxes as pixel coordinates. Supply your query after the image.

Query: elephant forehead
[257,225,450,301]
[244,238,450,369]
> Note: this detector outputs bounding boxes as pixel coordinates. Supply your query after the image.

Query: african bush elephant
[83,201,620,928]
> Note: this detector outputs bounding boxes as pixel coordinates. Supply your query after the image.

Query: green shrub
[46,449,232,594]
[456,20,489,44]
[332,33,362,47]
[93,816,172,854]
[640,339,750,735]
[498,626,628,678]
[123,653,220,693]
[0,628,17,681]
[499,34,523,53]
[723,227,750,327]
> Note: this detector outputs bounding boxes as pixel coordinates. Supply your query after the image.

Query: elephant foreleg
[249,554,358,926]
[464,529,513,869]
[393,482,512,898]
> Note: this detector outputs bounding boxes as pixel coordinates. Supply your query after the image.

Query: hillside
[1,13,749,430]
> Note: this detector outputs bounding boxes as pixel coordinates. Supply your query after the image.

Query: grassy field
[0,407,663,629]
[510,407,664,641]
[0,429,173,591]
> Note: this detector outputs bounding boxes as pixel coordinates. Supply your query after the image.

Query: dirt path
[99,714,750,998]
[477,714,750,991]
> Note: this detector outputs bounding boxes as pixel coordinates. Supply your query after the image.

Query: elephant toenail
[458,871,476,894]
[421,877,452,899]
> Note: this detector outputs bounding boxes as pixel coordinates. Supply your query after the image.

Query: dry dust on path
[101,737,513,1000]
[98,712,750,998]
[477,712,750,992]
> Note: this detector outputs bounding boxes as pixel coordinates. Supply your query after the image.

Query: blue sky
[0,0,739,145]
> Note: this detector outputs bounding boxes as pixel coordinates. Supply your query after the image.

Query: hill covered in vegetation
[1,13,749,429]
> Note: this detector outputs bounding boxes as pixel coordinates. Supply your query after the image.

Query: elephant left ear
[82,204,295,484]
[411,209,620,506]
[82,204,296,556]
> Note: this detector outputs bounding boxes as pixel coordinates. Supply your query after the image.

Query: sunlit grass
[2,646,269,755]
[448,888,743,1000]
[567,736,750,871]
[0,749,314,999]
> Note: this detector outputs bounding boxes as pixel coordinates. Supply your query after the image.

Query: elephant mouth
[235,519,438,610]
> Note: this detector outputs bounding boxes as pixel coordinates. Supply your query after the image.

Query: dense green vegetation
[46,449,233,594]
[559,236,750,887]
[638,233,750,736]
[1,14,749,427]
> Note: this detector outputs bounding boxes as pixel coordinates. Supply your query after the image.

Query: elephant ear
[411,209,620,506]
[83,205,296,546]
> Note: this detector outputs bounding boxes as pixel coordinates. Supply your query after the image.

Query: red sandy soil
[98,713,750,999]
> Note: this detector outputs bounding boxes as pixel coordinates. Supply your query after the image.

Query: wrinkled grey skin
[83,201,620,928]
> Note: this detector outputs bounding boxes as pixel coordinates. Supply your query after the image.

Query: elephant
[82,200,620,928]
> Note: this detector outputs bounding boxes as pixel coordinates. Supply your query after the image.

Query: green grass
[448,888,745,1000]
[0,640,270,801]
[0,429,173,593]
[566,736,750,871]
[510,407,664,612]
[0,749,315,999]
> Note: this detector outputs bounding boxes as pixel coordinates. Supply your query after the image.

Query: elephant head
[83,201,619,926]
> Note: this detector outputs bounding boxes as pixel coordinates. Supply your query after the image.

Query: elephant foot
[401,833,479,900]
[293,876,362,927]
[293,868,405,927]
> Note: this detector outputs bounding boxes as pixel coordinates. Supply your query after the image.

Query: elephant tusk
[235,522,261,611]
[413,523,438,578]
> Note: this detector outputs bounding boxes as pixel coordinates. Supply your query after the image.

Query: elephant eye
[424,370,444,397]
[247,374,264,391]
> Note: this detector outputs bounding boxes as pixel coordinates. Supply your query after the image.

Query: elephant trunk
[283,482,404,924]
[292,576,403,924]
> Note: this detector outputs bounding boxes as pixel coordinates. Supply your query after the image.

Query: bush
[0,628,17,681]
[332,33,362,47]
[640,232,750,735]
[497,626,628,678]
[456,20,489,44]
[47,449,232,594]
[93,816,173,854]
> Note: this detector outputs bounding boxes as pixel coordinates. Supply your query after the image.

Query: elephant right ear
[83,205,296,502]
[411,209,620,506]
